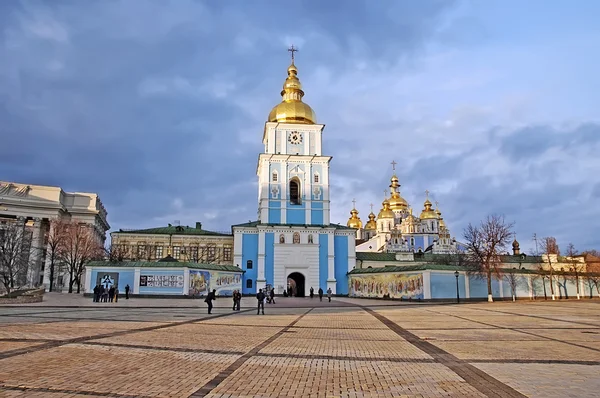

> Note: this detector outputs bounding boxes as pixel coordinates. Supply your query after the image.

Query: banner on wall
[349,273,424,299]
[96,273,119,289]
[188,270,242,296]
[139,274,184,288]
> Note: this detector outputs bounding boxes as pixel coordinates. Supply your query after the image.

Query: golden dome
[347,208,363,229]
[268,62,316,124]
[388,174,409,211]
[365,212,377,230]
[419,193,438,220]
[378,199,395,219]
[512,238,520,249]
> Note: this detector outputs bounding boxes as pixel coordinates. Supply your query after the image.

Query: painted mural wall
[348,273,424,300]
[189,270,242,297]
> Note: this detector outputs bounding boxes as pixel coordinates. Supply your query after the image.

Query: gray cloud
[1,0,598,253]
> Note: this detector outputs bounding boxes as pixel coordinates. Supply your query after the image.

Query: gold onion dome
[388,174,409,210]
[378,199,395,219]
[347,207,363,229]
[365,211,377,230]
[420,193,438,220]
[512,238,520,249]
[268,61,317,124]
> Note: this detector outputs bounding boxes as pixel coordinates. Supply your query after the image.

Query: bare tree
[540,236,560,300]
[463,214,514,302]
[105,243,127,263]
[503,271,524,302]
[564,243,584,299]
[45,219,68,292]
[0,222,34,295]
[59,222,104,293]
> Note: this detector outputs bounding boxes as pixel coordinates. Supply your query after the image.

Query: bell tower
[257,48,331,225]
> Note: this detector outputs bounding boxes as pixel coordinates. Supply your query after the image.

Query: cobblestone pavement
[0,297,599,397]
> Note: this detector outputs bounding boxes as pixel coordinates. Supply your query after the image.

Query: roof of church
[114,225,231,237]
[87,260,243,273]
[232,221,355,230]
[348,264,600,276]
[356,252,543,263]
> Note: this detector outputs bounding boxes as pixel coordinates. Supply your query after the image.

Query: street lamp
[454,271,460,304]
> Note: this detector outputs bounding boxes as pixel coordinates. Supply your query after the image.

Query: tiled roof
[114,225,231,237]
[87,261,243,273]
[348,264,600,276]
[232,221,355,231]
[356,252,397,261]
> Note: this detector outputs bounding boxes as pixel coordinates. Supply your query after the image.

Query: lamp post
[454,271,460,304]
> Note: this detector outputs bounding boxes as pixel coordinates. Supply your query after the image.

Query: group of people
[204,287,333,315]
[309,287,333,302]
[92,284,130,302]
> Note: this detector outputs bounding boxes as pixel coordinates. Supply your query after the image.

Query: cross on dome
[425,189,430,198]
[288,45,298,63]
[391,160,397,171]
[352,198,357,209]
[370,203,374,212]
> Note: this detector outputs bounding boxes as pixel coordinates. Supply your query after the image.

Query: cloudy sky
[1,0,599,254]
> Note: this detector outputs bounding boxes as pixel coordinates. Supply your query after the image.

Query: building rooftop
[114,223,231,237]
[87,260,242,273]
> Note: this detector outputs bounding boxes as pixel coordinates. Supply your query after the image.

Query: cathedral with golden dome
[347,165,463,255]
[232,48,356,297]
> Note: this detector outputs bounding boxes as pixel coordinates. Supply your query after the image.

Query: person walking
[256,289,265,315]
[232,290,238,311]
[318,287,323,302]
[125,284,130,300]
[93,285,100,302]
[235,290,242,311]
[108,286,115,302]
[269,288,276,304]
[327,287,332,302]
[205,289,216,314]
[309,287,314,299]
[114,286,119,303]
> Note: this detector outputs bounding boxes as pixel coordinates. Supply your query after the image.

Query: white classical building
[0,181,109,291]
[232,52,356,296]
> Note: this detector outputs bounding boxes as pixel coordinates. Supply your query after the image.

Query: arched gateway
[287,272,306,297]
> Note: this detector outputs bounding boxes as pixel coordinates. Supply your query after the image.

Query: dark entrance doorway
[287,272,305,297]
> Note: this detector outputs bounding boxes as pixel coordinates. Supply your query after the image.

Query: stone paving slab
[0,341,45,353]
[472,362,600,398]
[431,340,600,361]
[0,343,240,397]
[516,328,600,342]
[91,324,282,353]
[286,326,403,341]
[408,328,545,342]
[293,312,387,329]
[0,321,171,340]
[207,356,485,398]
[259,336,432,359]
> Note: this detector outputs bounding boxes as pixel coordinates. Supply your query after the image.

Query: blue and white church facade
[232,54,355,296]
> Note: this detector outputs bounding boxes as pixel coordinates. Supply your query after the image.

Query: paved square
[0,296,599,397]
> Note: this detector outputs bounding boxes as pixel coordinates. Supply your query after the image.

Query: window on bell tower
[314,174,319,183]
[272,171,278,182]
[289,178,301,205]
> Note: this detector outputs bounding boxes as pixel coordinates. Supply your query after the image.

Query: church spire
[268,46,317,124]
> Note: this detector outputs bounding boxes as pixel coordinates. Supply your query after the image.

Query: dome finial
[288,44,298,64]
[268,46,316,124]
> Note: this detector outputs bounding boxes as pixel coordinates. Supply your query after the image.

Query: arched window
[279,234,285,244]
[308,234,313,244]
[293,232,300,244]
[246,260,253,269]
[289,178,301,205]
[410,238,415,246]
